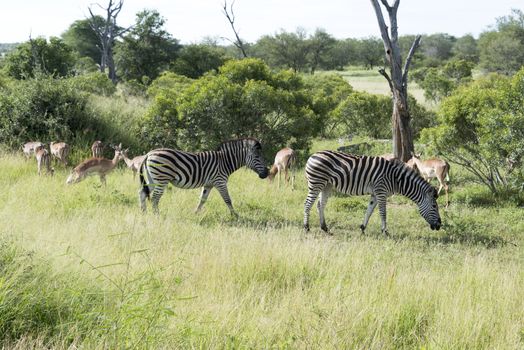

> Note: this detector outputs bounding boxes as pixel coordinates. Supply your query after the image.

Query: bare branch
[401,35,421,86]
[370,0,393,59]
[378,68,393,91]
[222,0,248,58]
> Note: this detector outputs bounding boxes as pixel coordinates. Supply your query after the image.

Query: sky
[1,0,523,44]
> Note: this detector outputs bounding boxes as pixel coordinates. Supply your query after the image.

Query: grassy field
[1,139,523,349]
[321,67,432,108]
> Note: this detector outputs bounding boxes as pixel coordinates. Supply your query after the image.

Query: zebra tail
[139,160,150,199]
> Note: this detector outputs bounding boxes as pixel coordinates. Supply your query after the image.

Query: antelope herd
[21,139,450,233]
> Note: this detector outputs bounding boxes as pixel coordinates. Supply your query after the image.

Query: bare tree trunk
[222,0,248,58]
[371,0,421,162]
[88,0,132,83]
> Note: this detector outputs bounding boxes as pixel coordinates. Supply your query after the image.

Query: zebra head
[417,186,442,230]
[244,139,269,179]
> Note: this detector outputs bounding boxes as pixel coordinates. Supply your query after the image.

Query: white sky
[1,0,523,44]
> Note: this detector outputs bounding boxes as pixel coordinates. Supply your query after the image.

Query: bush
[141,59,319,158]
[70,72,116,96]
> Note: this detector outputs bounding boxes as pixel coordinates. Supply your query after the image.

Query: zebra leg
[317,186,331,233]
[100,174,106,186]
[151,182,168,215]
[195,186,213,213]
[215,183,238,218]
[303,187,321,231]
[139,187,148,212]
[377,195,389,236]
[360,194,378,234]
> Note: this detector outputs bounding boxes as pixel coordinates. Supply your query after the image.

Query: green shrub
[70,72,116,96]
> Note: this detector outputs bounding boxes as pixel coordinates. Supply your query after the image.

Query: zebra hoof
[360,224,366,234]
[304,224,310,232]
[382,230,390,237]
[321,225,329,233]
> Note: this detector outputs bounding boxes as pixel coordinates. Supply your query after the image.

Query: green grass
[1,147,524,348]
[318,67,432,109]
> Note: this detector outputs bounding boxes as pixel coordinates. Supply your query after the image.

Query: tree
[88,0,131,83]
[114,10,180,82]
[3,37,75,79]
[357,37,384,69]
[62,17,104,64]
[452,34,479,63]
[370,0,421,161]
[254,29,310,72]
[171,44,228,79]
[478,9,524,75]
[308,29,336,74]
[221,0,248,58]
[322,39,359,70]
[421,72,524,193]
[420,33,456,65]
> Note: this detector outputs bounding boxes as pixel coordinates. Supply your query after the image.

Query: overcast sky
[1,0,523,44]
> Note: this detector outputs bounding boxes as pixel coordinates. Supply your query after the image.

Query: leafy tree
[356,37,383,69]
[115,10,180,82]
[141,59,318,157]
[254,29,310,72]
[412,59,474,103]
[321,38,359,70]
[421,72,524,193]
[452,34,479,63]
[146,71,193,98]
[171,44,228,79]
[420,33,456,65]
[308,29,336,74]
[62,17,104,64]
[478,9,524,75]
[2,37,75,79]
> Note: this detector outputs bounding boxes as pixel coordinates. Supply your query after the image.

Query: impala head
[417,185,441,230]
[110,143,125,161]
[244,139,269,179]
[66,169,81,184]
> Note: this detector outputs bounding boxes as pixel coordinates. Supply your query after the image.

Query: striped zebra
[303,151,442,235]
[139,138,269,215]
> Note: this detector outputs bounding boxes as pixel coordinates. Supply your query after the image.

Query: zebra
[303,151,442,235]
[139,138,269,215]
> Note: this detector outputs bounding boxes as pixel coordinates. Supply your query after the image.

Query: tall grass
[1,147,523,348]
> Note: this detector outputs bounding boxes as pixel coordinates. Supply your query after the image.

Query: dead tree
[88,0,132,83]
[370,0,421,162]
[222,0,248,58]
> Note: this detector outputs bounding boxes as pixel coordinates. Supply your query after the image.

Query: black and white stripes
[139,138,269,215]
[303,151,441,234]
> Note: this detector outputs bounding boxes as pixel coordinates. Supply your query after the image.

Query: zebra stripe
[303,151,441,235]
[139,138,269,215]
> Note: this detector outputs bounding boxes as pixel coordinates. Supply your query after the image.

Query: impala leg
[139,188,148,212]
[277,165,282,189]
[100,174,106,185]
[215,183,238,218]
[195,186,213,213]
[360,194,377,234]
[317,185,331,233]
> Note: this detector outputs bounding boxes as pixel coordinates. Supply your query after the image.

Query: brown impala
[66,143,124,185]
[50,141,70,166]
[407,153,450,208]
[268,147,297,189]
[35,145,54,176]
[121,148,146,179]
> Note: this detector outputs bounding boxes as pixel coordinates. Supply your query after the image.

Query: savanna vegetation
[0,1,523,348]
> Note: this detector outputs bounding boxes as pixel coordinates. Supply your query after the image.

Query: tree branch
[401,35,421,86]
[370,0,393,59]
[222,0,248,58]
[378,68,393,91]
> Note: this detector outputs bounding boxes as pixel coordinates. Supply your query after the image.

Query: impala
[268,147,297,189]
[407,153,450,208]
[380,153,397,161]
[122,149,146,179]
[91,140,104,158]
[35,145,54,176]
[50,141,70,166]
[22,141,44,159]
[66,143,124,185]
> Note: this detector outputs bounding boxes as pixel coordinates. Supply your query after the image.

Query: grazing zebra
[303,151,442,235]
[139,138,269,215]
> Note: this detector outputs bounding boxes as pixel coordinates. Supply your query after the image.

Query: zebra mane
[216,138,261,151]
[388,158,434,192]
